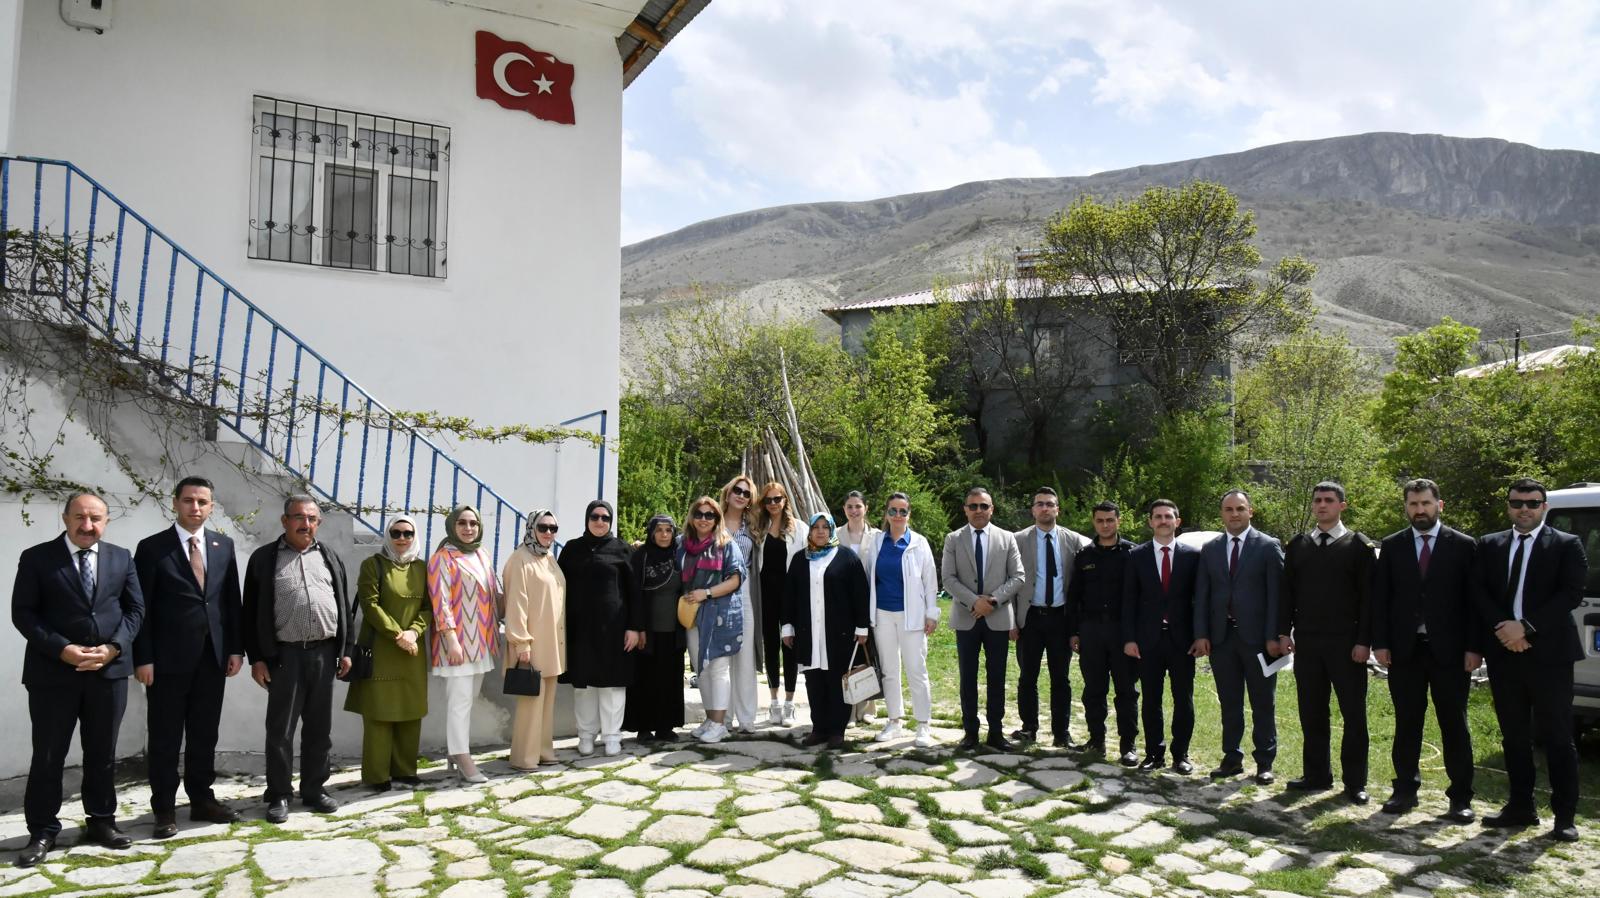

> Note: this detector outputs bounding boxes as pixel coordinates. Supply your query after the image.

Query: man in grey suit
[943,486,1026,751]
[1013,487,1090,747]
[1194,489,1286,784]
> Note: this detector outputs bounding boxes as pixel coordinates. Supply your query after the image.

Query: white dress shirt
[175,523,207,576]
[1506,523,1544,621]
[63,533,99,588]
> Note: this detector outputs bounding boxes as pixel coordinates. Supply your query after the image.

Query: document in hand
[1257,652,1294,677]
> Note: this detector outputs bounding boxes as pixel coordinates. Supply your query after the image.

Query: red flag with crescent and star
[475,30,576,125]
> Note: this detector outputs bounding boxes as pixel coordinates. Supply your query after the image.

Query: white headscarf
[379,514,425,565]
[523,509,556,556]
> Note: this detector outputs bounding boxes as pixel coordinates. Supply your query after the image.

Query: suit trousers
[1387,635,1473,802]
[1138,628,1194,760]
[873,610,932,724]
[956,625,1010,737]
[359,717,421,784]
[1292,636,1368,788]
[263,640,336,801]
[1078,617,1139,752]
[803,666,849,738]
[25,675,128,837]
[1211,626,1279,769]
[1488,654,1579,821]
[1016,606,1073,738]
[145,645,226,812]
[509,678,559,769]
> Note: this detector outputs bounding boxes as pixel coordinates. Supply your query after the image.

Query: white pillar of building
[0,0,21,152]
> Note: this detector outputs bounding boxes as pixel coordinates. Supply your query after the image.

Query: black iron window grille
[249,96,450,278]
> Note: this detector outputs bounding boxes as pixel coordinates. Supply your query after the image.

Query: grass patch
[1249,865,1338,895]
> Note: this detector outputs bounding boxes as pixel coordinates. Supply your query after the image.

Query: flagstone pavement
[0,721,1591,898]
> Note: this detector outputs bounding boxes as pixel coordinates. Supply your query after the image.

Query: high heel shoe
[448,753,489,784]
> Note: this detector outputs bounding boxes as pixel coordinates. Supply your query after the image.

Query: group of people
[8,472,1588,869]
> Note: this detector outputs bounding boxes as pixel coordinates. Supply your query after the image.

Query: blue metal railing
[0,156,606,566]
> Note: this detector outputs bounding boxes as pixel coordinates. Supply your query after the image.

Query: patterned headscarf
[804,512,839,561]
[379,514,424,565]
[437,503,483,554]
[522,509,556,556]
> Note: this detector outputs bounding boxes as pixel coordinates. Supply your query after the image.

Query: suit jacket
[133,528,242,671]
[241,539,352,664]
[1195,528,1285,647]
[1121,540,1201,651]
[1014,525,1090,629]
[942,524,1026,632]
[1473,526,1588,666]
[1370,525,1481,664]
[12,535,145,685]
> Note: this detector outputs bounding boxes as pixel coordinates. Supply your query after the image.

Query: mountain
[621,133,1600,360]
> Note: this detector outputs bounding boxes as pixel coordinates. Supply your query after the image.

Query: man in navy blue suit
[10,492,144,867]
[134,477,244,839]
[1121,499,1203,774]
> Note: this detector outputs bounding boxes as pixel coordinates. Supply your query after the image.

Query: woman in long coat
[622,514,686,742]
[558,499,644,757]
[502,510,566,769]
[781,512,870,749]
[344,514,432,790]
[427,504,502,782]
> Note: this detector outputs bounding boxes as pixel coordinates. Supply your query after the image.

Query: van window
[1546,509,1600,596]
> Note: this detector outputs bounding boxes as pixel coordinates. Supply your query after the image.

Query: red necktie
[1160,545,1171,593]
[1418,533,1432,578]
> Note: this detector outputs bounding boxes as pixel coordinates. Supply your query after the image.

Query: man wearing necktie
[1121,499,1202,774]
[133,477,245,838]
[1012,487,1090,747]
[1370,478,1480,823]
[1472,478,1587,842]
[942,487,1025,751]
[10,493,144,867]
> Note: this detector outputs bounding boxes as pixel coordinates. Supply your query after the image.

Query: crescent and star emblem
[493,51,555,97]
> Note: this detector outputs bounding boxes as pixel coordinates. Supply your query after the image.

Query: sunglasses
[886,508,910,517]
[763,495,786,505]
[731,486,752,499]
[589,513,612,522]
[691,510,719,521]
[536,523,559,534]
[388,529,415,539]
[1507,499,1545,509]
[966,503,992,511]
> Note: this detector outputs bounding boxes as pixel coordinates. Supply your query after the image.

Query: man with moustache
[11,493,144,867]
[1012,487,1090,747]
[242,495,352,823]
[1121,499,1201,774]
[1277,482,1377,805]
[1068,501,1140,765]
[1371,478,1480,823]
[943,486,1026,751]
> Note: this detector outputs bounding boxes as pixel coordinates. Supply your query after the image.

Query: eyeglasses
[589,513,612,522]
[731,486,751,499]
[1507,498,1545,509]
[691,510,718,521]
[388,529,415,539]
[886,508,910,517]
[763,495,786,505]
[965,503,992,511]
[536,523,559,534]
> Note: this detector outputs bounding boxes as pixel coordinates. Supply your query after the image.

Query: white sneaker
[913,724,937,748]
[690,720,711,738]
[578,734,595,756]
[782,702,797,725]
[769,700,784,726]
[697,721,728,744]
[874,720,905,743]
[603,736,621,757]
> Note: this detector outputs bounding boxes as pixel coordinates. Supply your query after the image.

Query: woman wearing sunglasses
[754,482,806,727]
[502,510,565,769]
[858,492,941,747]
[781,512,870,749]
[558,499,645,757]
[720,476,763,734]
[343,514,431,790]
[427,504,502,783]
[679,496,748,744]
[622,514,687,743]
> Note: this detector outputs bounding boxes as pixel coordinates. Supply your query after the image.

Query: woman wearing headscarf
[837,490,884,726]
[720,475,762,734]
[857,492,941,748]
[558,499,644,757]
[622,514,686,742]
[427,504,502,782]
[680,496,747,745]
[781,513,870,749]
[343,515,432,790]
[753,481,805,727]
[502,510,565,769]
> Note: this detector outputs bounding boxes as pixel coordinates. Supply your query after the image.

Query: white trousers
[573,686,626,739]
[443,672,484,755]
[874,609,932,724]
[729,602,759,728]
[699,655,731,713]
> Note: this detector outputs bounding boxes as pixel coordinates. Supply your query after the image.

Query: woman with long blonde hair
[679,496,747,744]
[720,475,762,734]
[754,481,805,726]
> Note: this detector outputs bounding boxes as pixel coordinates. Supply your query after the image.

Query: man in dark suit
[1069,501,1139,764]
[942,486,1026,752]
[1277,481,1377,805]
[242,495,352,823]
[1473,478,1588,842]
[1012,487,1090,747]
[133,477,244,838]
[1121,499,1202,774]
[1371,478,1480,823]
[1194,489,1285,784]
[10,492,144,867]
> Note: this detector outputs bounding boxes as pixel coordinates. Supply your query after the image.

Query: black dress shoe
[152,811,178,840]
[1137,754,1166,771]
[985,734,1015,752]
[1210,761,1245,779]
[1171,758,1195,775]
[367,781,392,793]
[395,776,423,788]
[957,734,980,751]
[190,799,239,824]
[635,732,659,744]
[1255,769,1276,786]
[826,735,846,750]
[265,799,289,824]
[802,732,830,747]
[1009,729,1036,744]
[14,835,52,868]
[1380,794,1418,815]
[302,792,341,814]
[1287,777,1334,792]
[1054,734,1081,750]
[1118,750,1141,767]
[1550,820,1579,842]
[1483,806,1538,829]
[83,819,132,849]
[1081,739,1106,756]
[1443,800,1475,824]
[655,731,680,742]
[1344,788,1370,805]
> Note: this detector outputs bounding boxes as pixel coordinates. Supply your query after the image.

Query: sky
[619,0,1600,246]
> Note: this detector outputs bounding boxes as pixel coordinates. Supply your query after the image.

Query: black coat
[1120,540,1200,651]
[12,536,144,684]
[133,528,242,671]
[1370,525,1481,664]
[559,533,645,687]
[1473,526,1588,666]
[781,547,869,672]
[240,539,351,664]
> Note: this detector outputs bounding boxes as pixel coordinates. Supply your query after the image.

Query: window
[249,97,450,278]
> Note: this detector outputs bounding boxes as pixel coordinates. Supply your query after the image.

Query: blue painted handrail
[0,155,606,567]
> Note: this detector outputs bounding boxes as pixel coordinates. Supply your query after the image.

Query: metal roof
[1455,344,1594,378]
[618,0,712,87]
[821,276,1210,321]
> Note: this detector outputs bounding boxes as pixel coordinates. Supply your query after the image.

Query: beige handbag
[841,642,884,705]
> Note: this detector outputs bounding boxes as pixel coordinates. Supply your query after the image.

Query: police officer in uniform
[1067,501,1139,765]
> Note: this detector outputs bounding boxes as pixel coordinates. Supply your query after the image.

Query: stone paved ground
[0,721,1593,898]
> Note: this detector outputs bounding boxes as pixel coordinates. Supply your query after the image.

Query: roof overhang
[432,0,708,85]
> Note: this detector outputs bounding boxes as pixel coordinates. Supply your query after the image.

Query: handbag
[342,643,374,681]
[841,642,884,705]
[677,595,701,630]
[503,662,541,696]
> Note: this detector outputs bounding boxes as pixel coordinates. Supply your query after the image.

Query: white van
[1544,483,1600,730]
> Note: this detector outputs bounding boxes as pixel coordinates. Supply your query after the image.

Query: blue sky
[619,0,1600,246]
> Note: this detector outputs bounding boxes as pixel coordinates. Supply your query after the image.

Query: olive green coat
[343,555,432,721]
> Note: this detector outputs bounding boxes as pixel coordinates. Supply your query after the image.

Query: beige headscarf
[379,514,425,565]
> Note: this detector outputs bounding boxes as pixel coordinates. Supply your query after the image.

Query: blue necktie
[77,549,95,597]
[974,530,985,595]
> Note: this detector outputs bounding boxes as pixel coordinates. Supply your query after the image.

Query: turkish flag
[475,30,576,125]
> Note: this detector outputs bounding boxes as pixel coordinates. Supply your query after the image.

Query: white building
[0,0,704,776]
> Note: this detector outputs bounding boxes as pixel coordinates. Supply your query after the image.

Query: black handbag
[342,643,374,681]
[504,662,541,696]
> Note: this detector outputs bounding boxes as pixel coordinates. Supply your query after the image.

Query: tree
[1040,182,1316,414]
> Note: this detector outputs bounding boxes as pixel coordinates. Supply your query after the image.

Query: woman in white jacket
[858,491,940,747]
